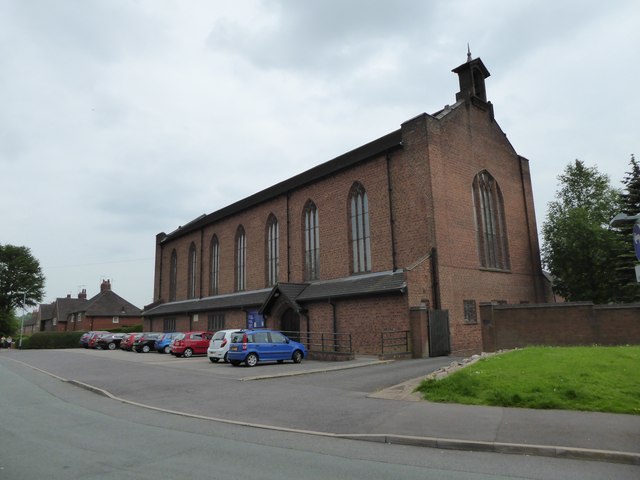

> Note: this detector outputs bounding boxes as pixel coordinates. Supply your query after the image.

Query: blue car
[228,329,306,367]
[154,332,182,354]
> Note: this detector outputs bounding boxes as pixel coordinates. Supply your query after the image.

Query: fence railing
[380,330,410,355]
[281,331,353,354]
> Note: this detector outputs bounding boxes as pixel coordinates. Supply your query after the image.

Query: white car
[207,329,240,363]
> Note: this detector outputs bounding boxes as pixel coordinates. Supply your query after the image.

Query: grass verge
[415,346,640,414]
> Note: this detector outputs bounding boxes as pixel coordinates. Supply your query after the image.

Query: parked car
[227,329,306,367]
[207,329,240,363]
[154,332,182,354]
[133,333,162,353]
[120,333,143,351]
[79,331,108,349]
[171,331,214,358]
[87,331,111,349]
[95,333,128,350]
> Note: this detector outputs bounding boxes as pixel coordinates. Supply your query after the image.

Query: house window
[266,215,279,286]
[236,226,246,291]
[188,242,197,299]
[349,182,371,273]
[112,316,120,324]
[208,313,225,331]
[463,300,477,324]
[472,171,510,270]
[210,235,220,296]
[169,250,178,302]
[304,201,320,281]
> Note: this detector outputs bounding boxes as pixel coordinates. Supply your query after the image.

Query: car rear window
[231,333,244,343]
[213,331,226,341]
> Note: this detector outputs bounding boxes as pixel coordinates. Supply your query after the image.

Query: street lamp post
[17,291,27,349]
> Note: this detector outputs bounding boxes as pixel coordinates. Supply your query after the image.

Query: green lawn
[415,346,640,414]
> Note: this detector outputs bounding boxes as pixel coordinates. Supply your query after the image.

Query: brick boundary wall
[480,302,640,351]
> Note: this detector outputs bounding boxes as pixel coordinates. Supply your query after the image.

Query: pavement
[1,348,639,466]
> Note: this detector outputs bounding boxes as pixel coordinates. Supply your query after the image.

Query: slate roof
[53,297,87,323]
[143,289,272,317]
[297,270,407,301]
[80,290,142,317]
[161,130,403,243]
[144,271,406,318]
[38,303,55,321]
[260,283,309,314]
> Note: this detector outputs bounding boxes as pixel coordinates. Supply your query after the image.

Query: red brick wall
[418,102,547,354]
[480,302,640,350]
[305,294,409,353]
[75,316,142,331]
[149,95,548,356]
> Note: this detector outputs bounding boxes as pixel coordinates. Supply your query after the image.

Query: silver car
[207,329,240,363]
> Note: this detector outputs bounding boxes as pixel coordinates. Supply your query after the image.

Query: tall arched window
[349,182,371,273]
[188,243,197,299]
[210,235,219,296]
[169,249,178,302]
[266,215,279,287]
[303,200,320,280]
[472,171,510,270]
[235,226,246,291]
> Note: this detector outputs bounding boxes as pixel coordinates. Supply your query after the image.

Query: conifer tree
[612,154,640,302]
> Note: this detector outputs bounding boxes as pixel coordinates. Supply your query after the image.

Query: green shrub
[26,331,85,349]
[110,324,143,333]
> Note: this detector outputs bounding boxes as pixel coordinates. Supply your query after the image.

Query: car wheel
[223,352,228,363]
[164,346,171,354]
[230,360,241,366]
[209,357,218,363]
[142,345,150,353]
[292,350,303,364]
[108,342,116,350]
[245,352,258,367]
[184,348,193,358]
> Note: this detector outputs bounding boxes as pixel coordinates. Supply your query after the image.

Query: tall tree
[541,160,623,303]
[612,154,640,302]
[0,244,45,334]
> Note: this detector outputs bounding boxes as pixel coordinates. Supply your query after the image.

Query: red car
[120,333,143,351]
[171,331,214,358]
[87,331,111,349]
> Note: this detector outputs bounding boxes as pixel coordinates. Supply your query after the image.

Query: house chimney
[78,289,87,300]
[100,279,111,292]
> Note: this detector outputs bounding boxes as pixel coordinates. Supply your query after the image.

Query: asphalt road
[2,352,638,479]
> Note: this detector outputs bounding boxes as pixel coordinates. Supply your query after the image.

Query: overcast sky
[2,0,638,309]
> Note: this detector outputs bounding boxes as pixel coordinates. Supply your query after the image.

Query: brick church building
[143,55,549,356]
